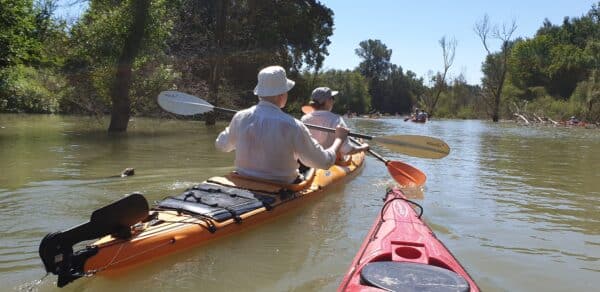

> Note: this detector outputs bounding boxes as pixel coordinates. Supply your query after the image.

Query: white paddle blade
[157,91,214,116]
[373,135,450,159]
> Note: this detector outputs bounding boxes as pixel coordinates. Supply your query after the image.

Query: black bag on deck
[157,183,274,222]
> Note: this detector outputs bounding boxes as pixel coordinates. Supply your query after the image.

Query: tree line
[1,0,598,132]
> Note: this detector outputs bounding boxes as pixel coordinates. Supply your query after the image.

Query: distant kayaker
[567,116,580,125]
[301,87,369,157]
[416,109,428,122]
[215,66,349,184]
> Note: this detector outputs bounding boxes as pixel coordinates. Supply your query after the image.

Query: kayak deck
[338,187,479,292]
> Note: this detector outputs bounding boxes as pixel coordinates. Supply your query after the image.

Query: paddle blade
[373,135,450,159]
[301,105,315,114]
[386,161,426,187]
[158,91,214,116]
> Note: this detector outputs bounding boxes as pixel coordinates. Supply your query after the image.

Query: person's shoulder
[291,116,308,129]
[231,105,256,119]
[321,111,342,122]
[300,113,313,122]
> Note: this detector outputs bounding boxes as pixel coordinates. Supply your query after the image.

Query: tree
[168,0,334,118]
[509,4,599,100]
[0,0,38,68]
[355,39,392,81]
[420,36,456,117]
[108,0,151,132]
[355,39,392,110]
[319,69,371,114]
[1,0,69,113]
[475,15,517,122]
[62,0,174,129]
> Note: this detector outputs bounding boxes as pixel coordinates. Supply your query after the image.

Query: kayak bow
[338,187,479,292]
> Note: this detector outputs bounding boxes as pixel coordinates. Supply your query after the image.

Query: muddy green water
[1,114,599,291]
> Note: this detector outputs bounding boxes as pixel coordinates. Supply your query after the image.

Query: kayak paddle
[348,137,426,187]
[158,91,450,159]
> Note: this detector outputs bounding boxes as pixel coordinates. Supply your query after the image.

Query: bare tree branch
[474,14,491,54]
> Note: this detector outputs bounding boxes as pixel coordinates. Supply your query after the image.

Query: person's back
[220,101,325,182]
[216,67,349,184]
[301,87,368,156]
[301,110,343,148]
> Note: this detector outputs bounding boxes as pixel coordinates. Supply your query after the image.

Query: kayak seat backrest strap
[226,168,316,192]
[156,183,273,222]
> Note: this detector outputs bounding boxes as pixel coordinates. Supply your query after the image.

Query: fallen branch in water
[514,113,530,124]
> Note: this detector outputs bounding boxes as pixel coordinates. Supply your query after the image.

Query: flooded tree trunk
[205,0,228,126]
[108,0,150,132]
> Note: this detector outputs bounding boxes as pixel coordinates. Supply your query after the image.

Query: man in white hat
[215,66,349,184]
[301,87,369,156]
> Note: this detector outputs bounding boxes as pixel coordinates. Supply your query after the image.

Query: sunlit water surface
[1,114,598,291]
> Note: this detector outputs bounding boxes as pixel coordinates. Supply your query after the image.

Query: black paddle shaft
[348,137,387,164]
[210,106,373,140]
[304,123,372,140]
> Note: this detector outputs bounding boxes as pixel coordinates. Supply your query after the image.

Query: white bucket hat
[253,66,295,97]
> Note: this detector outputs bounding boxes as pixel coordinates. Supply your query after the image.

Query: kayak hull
[81,153,365,276]
[338,187,479,292]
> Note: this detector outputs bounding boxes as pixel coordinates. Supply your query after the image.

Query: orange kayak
[39,152,364,287]
[339,187,479,291]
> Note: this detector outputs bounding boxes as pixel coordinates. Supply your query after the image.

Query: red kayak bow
[338,187,479,292]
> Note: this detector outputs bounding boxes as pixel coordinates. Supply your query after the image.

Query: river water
[1,114,598,291]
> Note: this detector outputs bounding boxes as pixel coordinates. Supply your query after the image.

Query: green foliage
[354,39,423,113]
[130,62,178,115]
[431,76,484,119]
[379,65,423,114]
[570,70,600,121]
[288,69,371,115]
[320,69,371,114]
[168,0,334,104]
[0,65,64,113]
[0,0,68,113]
[62,0,175,115]
[509,3,599,100]
[0,0,39,67]
[527,95,584,120]
[355,39,392,81]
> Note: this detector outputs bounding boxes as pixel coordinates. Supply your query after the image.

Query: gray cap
[311,87,339,104]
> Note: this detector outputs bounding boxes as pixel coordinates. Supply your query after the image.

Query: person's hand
[334,125,349,140]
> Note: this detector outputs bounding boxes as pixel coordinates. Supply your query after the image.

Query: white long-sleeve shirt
[301,110,353,154]
[215,100,337,183]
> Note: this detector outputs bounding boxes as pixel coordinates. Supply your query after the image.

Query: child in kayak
[215,66,349,184]
[301,87,369,157]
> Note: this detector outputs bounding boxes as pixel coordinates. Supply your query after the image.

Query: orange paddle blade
[386,161,427,187]
[301,105,315,114]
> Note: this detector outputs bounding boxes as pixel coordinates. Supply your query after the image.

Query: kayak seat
[156,183,275,222]
[335,155,353,167]
[219,167,316,193]
[359,261,470,292]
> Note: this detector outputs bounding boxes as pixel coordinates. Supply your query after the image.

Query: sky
[55,0,598,85]
[320,0,598,85]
